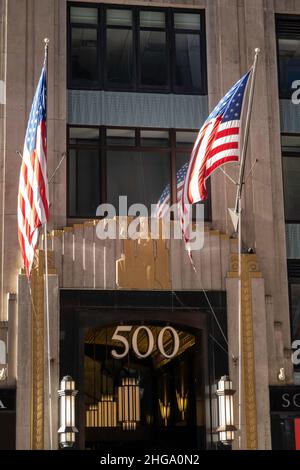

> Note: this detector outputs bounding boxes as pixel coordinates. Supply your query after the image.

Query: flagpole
[43,37,53,451]
[235,48,260,449]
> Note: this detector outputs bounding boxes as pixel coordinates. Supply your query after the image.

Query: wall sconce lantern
[176,361,188,421]
[176,391,188,421]
[159,373,170,426]
[58,376,78,448]
[216,375,236,445]
[118,377,140,431]
[159,399,171,426]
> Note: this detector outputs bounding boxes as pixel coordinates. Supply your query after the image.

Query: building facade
[0,0,299,451]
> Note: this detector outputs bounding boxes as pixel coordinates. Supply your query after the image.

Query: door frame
[60,289,228,450]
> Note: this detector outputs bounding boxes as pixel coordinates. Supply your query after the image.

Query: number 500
[110,325,180,360]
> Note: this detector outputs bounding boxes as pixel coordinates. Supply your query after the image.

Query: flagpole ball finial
[255,48,260,54]
[44,38,50,46]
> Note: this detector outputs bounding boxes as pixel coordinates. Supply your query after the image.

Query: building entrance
[84,324,204,451]
[60,290,228,450]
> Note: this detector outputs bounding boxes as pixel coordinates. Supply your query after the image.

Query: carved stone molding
[228,253,261,450]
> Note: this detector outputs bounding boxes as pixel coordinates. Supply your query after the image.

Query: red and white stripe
[155,181,185,219]
[18,121,49,276]
[180,117,241,254]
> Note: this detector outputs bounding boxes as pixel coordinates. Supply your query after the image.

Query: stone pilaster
[227,253,262,449]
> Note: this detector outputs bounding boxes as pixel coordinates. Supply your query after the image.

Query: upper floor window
[288,261,300,372]
[276,16,300,100]
[68,3,207,94]
[281,135,300,222]
[67,126,211,220]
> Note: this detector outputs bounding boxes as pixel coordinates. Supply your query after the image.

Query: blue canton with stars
[206,71,251,124]
[25,66,47,153]
[177,162,188,183]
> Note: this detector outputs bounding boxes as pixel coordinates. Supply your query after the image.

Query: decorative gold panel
[116,226,171,290]
[228,253,261,450]
[30,249,55,450]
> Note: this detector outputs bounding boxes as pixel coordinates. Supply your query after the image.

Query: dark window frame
[281,132,300,224]
[67,2,207,95]
[171,10,206,94]
[103,5,136,91]
[68,4,102,90]
[67,125,102,218]
[67,124,211,220]
[276,14,300,100]
[137,6,170,92]
[288,260,300,371]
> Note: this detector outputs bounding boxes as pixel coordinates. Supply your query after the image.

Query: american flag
[18,65,49,277]
[180,71,251,254]
[154,162,188,218]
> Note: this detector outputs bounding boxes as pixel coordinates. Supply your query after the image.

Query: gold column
[29,250,55,449]
[228,253,261,449]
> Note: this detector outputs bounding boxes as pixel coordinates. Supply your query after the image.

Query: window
[68,127,101,217]
[67,126,210,220]
[276,16,300,100]
[106,9,134,86]
[291,283,300,341]
[281,135,300,222]
[173,13,202,92]
[139,11,168,88]
[288,261,300,371]
[68,3,207,94]
[70,6,99,88]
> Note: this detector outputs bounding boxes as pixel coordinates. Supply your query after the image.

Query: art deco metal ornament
[118,377,140,431]
[216,376,237,445]
[58,376,78,448]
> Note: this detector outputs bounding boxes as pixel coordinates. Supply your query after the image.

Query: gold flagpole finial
[43,38,50,66]
[44,38,50,56]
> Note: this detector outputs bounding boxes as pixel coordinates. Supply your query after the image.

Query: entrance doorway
[84,324,204,451]
[60,290,228,450]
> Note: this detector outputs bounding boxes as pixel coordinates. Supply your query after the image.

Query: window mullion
[101,127,106,204]
[75,147,79,217]
[171,129,177,207]
[135,7,140,91]
[169,10,175,93]
[98,5,102,88]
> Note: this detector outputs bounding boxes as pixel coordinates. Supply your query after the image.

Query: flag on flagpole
[180,71,251,255]
[154,162,188,218]
[17,65,49,277]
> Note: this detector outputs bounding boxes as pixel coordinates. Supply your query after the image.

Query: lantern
[159,399,171,426]
[176,361,188,421]
[159,373,170,426]
[176,391,188,421]
[118,377,140,431]
[58,376,78,448]
[98,394,117,427]
[86,404,98,427]
[216,375,236,445]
